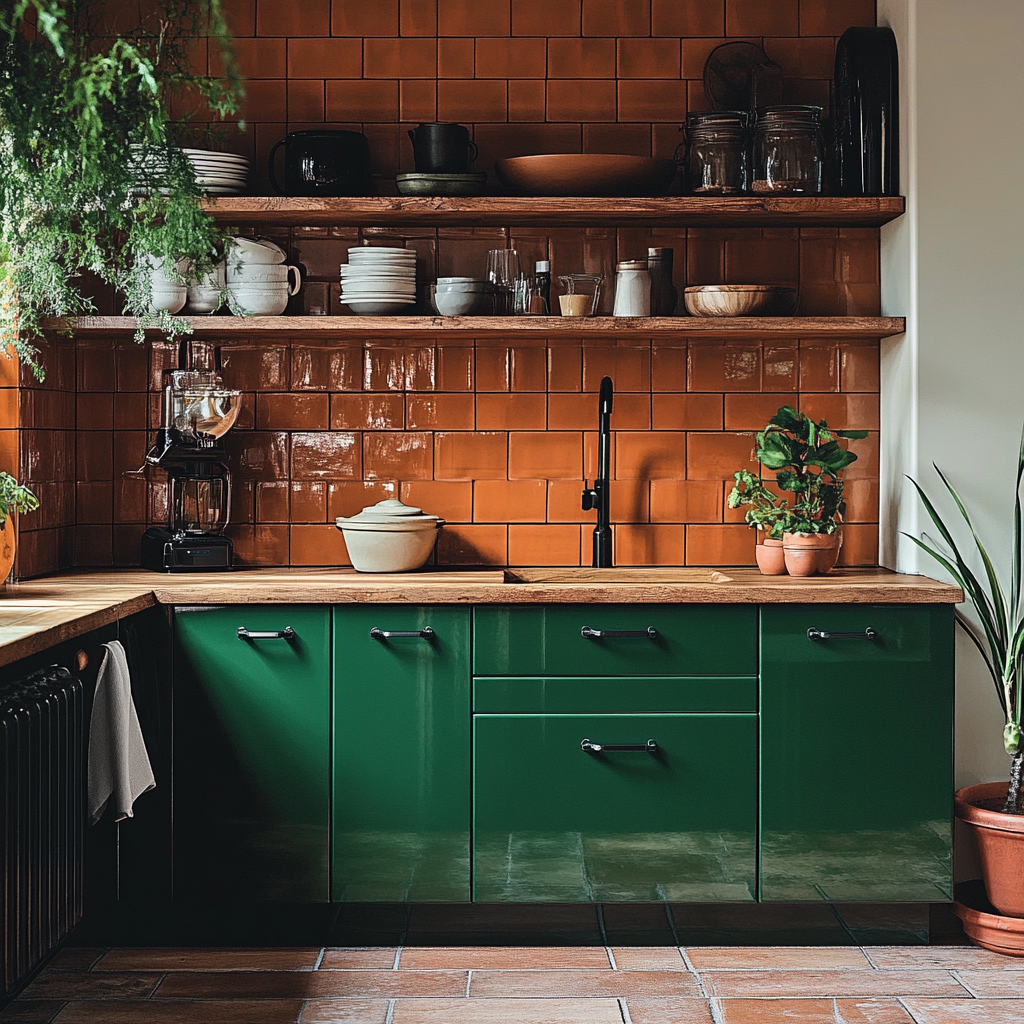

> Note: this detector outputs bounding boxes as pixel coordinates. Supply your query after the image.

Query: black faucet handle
[582,482,598,511]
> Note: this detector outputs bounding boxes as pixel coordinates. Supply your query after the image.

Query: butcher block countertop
[0,566,962,671]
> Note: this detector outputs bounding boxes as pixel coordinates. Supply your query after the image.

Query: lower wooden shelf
[47,315,906,339]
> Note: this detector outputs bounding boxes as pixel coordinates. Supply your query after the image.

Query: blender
[141,345,242,572]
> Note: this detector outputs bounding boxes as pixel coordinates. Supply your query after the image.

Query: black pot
[268,130,372,197]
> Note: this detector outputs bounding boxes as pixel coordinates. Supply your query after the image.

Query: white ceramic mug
[227,263,302,291]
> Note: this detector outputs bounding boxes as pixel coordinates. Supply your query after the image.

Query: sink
[502,568,734,584]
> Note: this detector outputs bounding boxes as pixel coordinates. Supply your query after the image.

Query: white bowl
[431,290,477,316]
[337,520,440,572]
[227,286,290,315]
[185,286,223,314]
[434,282,487,293]
[341,297,414,315]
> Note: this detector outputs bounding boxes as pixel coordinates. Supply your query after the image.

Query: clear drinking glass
[486,248,519,315]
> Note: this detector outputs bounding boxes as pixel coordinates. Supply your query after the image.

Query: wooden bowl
[494,154,678,197]
[684,285,798,317]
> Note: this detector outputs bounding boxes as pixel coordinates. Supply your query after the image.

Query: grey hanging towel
[87,640,156,823]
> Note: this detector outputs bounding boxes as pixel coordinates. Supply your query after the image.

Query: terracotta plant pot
[955,781,1024,919]
[782,530,842,576]
[0,516,14,585]
[755,536,787,575]
[954,880,1024,957]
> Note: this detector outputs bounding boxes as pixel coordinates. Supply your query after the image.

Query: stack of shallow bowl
[340,247,417,315]
[183,149,251,194]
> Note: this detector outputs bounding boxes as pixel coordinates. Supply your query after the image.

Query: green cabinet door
[173,605,331,902]
[474,605,757,676]
[473,713,757,902]
[760,604,955,902]
[333,605,470,902]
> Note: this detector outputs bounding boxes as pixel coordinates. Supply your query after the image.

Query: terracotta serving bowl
[684,284,799,317]
[494,154,677,197]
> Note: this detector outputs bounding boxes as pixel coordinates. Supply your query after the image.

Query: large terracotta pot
[0,516,14,585]
[954,880,1024,957]
[782,529,842,576]
[955,781,1024,919]
[755,536,787,575]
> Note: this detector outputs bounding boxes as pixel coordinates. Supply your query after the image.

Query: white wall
[877,0,1024,874]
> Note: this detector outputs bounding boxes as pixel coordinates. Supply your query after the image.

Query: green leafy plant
[727,470,791,539]
[0,0,244,379]
[906,429,1024,815]
[754,406,868,535]
[0,471,39,528]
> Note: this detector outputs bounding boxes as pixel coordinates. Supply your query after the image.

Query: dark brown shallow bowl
[495,154,678,197]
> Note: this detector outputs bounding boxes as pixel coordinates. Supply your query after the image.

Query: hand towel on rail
[87,640,156,823]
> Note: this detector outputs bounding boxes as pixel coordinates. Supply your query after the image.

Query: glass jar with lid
[681,110,749,195]
[752,105,824,194]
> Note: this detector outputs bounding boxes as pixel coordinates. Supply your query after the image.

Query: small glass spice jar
[612,260,651,317]
[751,105,824,194]
[681,110,749,195]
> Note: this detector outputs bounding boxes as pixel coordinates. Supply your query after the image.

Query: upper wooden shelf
[52,315,906,340]
[201,195,906,229]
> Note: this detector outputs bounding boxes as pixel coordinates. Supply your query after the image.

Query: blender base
[141,529,234,572]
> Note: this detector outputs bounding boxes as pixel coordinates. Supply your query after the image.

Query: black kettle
[268,130,372,197]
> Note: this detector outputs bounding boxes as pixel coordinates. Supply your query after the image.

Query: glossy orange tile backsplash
[4,0,884,576]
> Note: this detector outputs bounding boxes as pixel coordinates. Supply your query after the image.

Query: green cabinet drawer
[333,605,470,902]
[173,606,331,902]
[473,605,757,676]
[760,604,955,902]
[474,676,757,714]
[473,713,757,902]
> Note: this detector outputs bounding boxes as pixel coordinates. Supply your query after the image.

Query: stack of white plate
[340,247,417,315]
[183,149,251,194]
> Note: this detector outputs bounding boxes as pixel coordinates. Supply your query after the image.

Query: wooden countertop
[0,566,962,671]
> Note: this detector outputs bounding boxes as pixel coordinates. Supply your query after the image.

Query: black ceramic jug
[268,130,372,197]
[407,123,478,174]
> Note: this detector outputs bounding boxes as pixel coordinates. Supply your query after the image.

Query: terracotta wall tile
[401,480,473,522]
[363,432,433,479]
[508,79,547,120]
[615,431,685,480]
[652,0,724,36]
[615,524,685,565]
[726,0,799,36]
[616,38,680,78]
[242,79,288,121]
[725,393,798,430]
[549,393,649,431]
[513,0,582,36]
[436,431,508,480]
[401,0,438,36]
[221,0,256,36]
[800,393,880,431]
[288,38,361,78]
[546,78,617,121]
[291,431,360,479]
[840,342,881,392]
[291,524,350,566]
[436,523,508,564]
[687,432,758,480]
[770,37,837,79]
[689,342,762,392]
[800,0,876,36]
[477,38,548,79]
[548,479,590,523]
[225,431,290,481]
[406,394,475,430]
[650,344,688,392]
[328,480,398,519]
[582,344,650,392]
[257,0,330,37]
[332,0,399,37]
[617,79,688,122]
[257,481,290,522]
[257,393,330,431]
[74,525,113,567]
[509,523,582,565]
[842,479,879,524]
[326,79,399,121]
[475,479,547,522]
[799,342,840,392]
[438,37,476,77]
[840,431,878,481]
[438,79,508,122]
[477,393,547,430]
[583,122,652,155]
[220,37,287,78]
[548,38,617,77]
[77,393,113,431]
[287,481,326,524]
[364,38,437,78]
[332,394,406,430]
[508,431,581,479]
[439,0,511,36]
[652,394,724,431]
[686,523,756,565]
[837,523,879,566]
[401,80,438,122]
[764,344,799,391]
[582,0,651,37]
[650,480,723,523]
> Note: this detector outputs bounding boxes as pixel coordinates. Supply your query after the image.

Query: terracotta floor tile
[953,971,1024,997]
[51,1001,304,1023]
[468,969,702,997]
[866,948,1023,972]
[717,998,915,1023]
[390,998,623,1023]
[399,947,610,970]
[97,949,320,971]
[318,950,398,970]
[611,947,689,971]
[699,970,969,999]
[687,947,872,970]
[0,1002,65,1023]
[21,973,161,1000]
[901,998,1024,1023]
[623,998,717,1023]
[47,949,105,972]
[297,1000,390,1023]
[155,971,467,1000]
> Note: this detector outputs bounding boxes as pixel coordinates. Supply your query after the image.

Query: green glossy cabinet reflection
[333,606,470,902]
[760,604,955,902]
[173,605,331,902]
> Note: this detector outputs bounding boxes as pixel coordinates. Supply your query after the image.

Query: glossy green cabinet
[172,605,331,901]
[333,605,470,902]
[760,604,955,902]
[474,605,758,677]
[473,713,758,902]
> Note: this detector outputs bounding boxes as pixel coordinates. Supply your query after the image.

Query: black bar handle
[237,626,296,641]
[581,738,658,754]
[581,626,658,639]
[807,627,878,642]
[370,626,435,641]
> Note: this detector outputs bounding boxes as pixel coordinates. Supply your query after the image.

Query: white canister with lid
[334,498,444,572]
[612,259,651,317]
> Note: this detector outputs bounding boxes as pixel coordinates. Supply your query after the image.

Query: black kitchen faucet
[582,375,613,567]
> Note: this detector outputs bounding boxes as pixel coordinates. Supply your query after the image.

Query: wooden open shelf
[51,315,906,339]
[201,195,905,229]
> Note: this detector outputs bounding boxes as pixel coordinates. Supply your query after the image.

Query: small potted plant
[727,470,791,574]
[0,472,39,583]
[743,406,867,576]
[907,431,1024,952]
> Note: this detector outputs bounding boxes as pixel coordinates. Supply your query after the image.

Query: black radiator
[1,667,85,1000]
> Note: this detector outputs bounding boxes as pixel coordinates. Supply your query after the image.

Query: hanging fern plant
[0,0,244,379]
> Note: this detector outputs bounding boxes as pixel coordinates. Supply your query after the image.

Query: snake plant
[906,427,1024,815]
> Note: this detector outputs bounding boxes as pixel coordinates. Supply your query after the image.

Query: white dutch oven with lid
[334,498,444,572]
